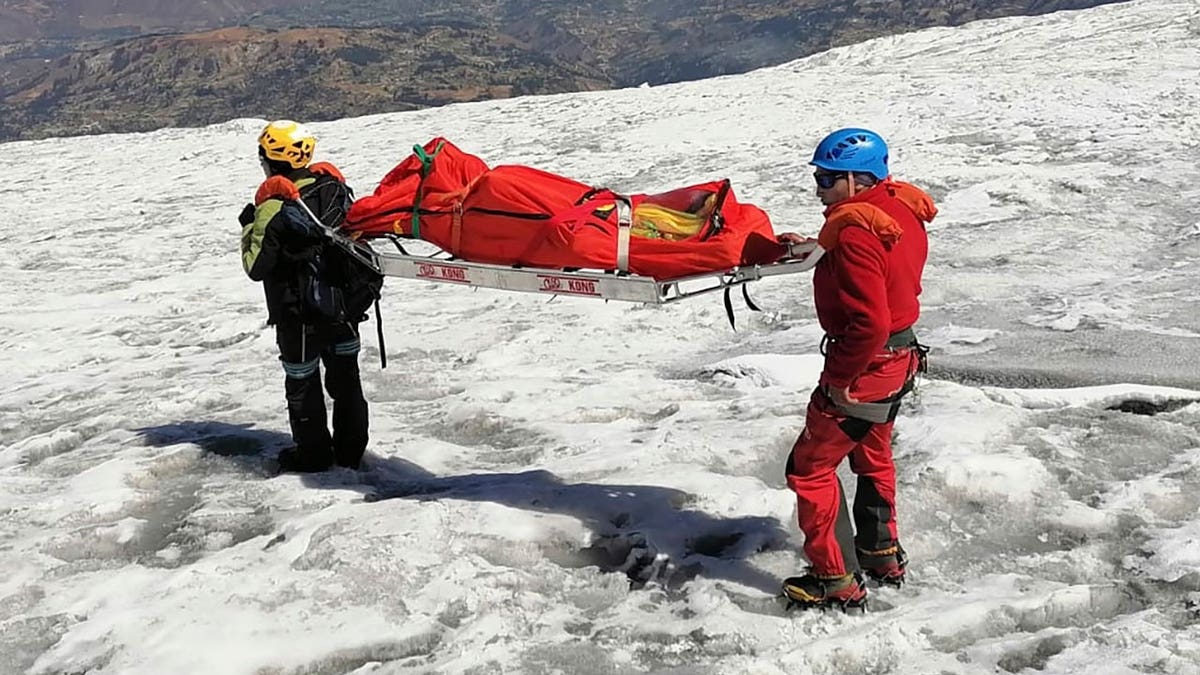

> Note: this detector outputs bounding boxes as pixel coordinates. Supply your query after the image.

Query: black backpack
[291,175,384,324]
[320,241,384,322]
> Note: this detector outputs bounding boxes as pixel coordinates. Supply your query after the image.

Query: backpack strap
[297,173,353,229]
[298,174,388,370]
[374,300,386,370]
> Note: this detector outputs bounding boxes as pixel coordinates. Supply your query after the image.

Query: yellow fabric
[630,194,716,241]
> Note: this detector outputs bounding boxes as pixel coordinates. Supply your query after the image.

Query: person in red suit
[776,128,936,610]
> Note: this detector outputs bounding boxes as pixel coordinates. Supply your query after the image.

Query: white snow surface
[3,0,1200,673]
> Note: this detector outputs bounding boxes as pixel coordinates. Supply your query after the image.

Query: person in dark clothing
[239,120,370,473]
[774,128,936,610]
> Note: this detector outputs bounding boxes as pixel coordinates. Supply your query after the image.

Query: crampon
[780,572,868,612]
[858,544,908,587]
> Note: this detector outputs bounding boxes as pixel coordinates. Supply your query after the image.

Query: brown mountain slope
[0,0,1125,141]
[0,25,608,140]
[497,0,1129,85]
[0,1,297,40]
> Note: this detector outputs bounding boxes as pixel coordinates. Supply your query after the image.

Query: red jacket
[812,180,936,388]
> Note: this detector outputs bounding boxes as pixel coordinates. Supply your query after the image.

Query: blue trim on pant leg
[331,337,360,357]
[282,356,320,379]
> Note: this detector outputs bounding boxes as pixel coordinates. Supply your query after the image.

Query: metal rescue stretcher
[356,234,822,309]
[298,199,824,312]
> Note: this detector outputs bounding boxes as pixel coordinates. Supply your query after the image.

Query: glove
[776,232,813,245]
[238,202,256,226]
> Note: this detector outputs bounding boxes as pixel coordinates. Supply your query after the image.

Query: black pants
[276,321,369,469]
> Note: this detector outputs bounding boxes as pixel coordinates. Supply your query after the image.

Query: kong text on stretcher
[363,235,825,306]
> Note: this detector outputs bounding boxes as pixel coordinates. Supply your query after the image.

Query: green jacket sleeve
[241,200,284,280]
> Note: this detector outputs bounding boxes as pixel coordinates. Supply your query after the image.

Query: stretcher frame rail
[336,231,823,305]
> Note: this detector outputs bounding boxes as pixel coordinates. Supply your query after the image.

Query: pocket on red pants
[848,351,918,403]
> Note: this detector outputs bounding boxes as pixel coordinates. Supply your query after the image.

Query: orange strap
[308,161,345,182]
[451,202,463,255]
[255,175,299,206]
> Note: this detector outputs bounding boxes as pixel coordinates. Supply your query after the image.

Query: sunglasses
[813,172,849,190]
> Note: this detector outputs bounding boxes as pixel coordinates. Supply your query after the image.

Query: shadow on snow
[135,420,791,596]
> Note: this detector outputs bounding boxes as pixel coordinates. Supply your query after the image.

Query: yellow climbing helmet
[257,120,315,169]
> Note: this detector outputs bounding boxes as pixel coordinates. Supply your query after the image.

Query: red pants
[785,348,920,575]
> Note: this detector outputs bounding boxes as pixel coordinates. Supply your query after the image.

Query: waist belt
[822,326,918,355]
[885,326,917,349]
[832,398,897,424]
[823,375,917,424]
[821,325,924,424]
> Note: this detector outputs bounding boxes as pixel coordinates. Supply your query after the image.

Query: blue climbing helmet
[810,128,890,180]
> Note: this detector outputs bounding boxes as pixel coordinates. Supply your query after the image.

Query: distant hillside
[0,25,606,141]
[0,1,296,41]
[0,0,1126,141]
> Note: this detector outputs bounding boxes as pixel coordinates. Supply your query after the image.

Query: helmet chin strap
[847,171,857,198]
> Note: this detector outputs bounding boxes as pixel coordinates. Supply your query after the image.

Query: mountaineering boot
[337,453,366,471]
[781,572,868,611]
[858,544,908,587]
[276,447,333,474]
